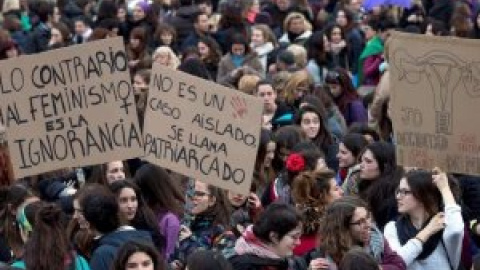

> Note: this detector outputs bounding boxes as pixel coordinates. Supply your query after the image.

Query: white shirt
[384,204,464,270]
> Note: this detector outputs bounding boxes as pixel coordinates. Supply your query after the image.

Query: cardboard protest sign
[143,64,263,194]
[0,124,14,186]
[389,32,480,174]
[0,38,143,179]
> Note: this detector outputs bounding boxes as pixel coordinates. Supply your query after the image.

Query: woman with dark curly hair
[291,169,343,255]
[197,36,222,80]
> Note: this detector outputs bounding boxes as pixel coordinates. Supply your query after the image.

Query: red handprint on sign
[231,96,248,119]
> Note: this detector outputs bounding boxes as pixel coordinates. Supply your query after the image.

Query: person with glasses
[229,203,302,270]
[343,142,404,231]
[302,196,405,270]
[171,180,235,270]
[383,169,464,270]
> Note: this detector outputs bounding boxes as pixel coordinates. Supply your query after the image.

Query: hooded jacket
[230,227,290,270]
[89,226,153,270]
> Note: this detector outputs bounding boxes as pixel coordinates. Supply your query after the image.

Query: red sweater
[293,234,317,256]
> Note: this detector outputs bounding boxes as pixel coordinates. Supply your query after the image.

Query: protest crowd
[1,0,480,269]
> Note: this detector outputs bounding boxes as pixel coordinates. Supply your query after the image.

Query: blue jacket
[89,227,153,270]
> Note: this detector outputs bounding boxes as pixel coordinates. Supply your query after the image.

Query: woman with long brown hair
[126,27,152,75]
[325,68,367,127]
[197,36,222,80]
[0,185,37,264]
[295,105,338,170]
[304,197,405,270]
[343,142,404,230]
[88,160,128,186]
[335,8,364,77]
[384,169,464,270]
[170,180,235,270]
[134,164,184,261]
[12,202,90,270]
[109,179,165,253]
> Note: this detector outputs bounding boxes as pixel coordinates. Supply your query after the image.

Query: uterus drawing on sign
[392,49,480,135]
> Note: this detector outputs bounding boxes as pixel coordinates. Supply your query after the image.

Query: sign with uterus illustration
[390,32,480,175]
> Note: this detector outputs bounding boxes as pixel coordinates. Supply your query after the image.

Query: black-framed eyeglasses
[350,214,371,227]
[395,188,412,197]
[192,191,210,198]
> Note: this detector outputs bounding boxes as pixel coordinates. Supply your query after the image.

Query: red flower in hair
[286,153,305,173]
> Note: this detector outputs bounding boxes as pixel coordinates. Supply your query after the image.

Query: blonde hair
[208,14,222,33]
[152,46,180,69]
[287,44,308,68]
[283,70,313,105]
[283,12,312,32]
[252,24,279,47]
[272,71,292,100]
[238,74,261,95]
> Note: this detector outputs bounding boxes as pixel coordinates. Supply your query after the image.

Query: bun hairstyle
[292,169,336,207]
[36,203,65,226]
[292,169,336,235]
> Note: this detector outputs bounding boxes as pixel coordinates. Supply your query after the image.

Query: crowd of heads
[1,0,480,269]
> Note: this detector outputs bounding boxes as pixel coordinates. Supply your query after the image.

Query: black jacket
[24,22,50,54]
[90,228,153,270]
[230,254,289,270]
[164,6,199,44]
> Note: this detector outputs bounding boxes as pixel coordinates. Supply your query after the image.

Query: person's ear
[269,232,279,244]
[19,226,28,243]
[208,195,216,207]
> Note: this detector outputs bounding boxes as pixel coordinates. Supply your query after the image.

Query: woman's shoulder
[74,254,91,270]
[158,211,180,221]
[11,260,25,269]
[219,53,233,62]
[384,220,398,233]
[230,254,288,270]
